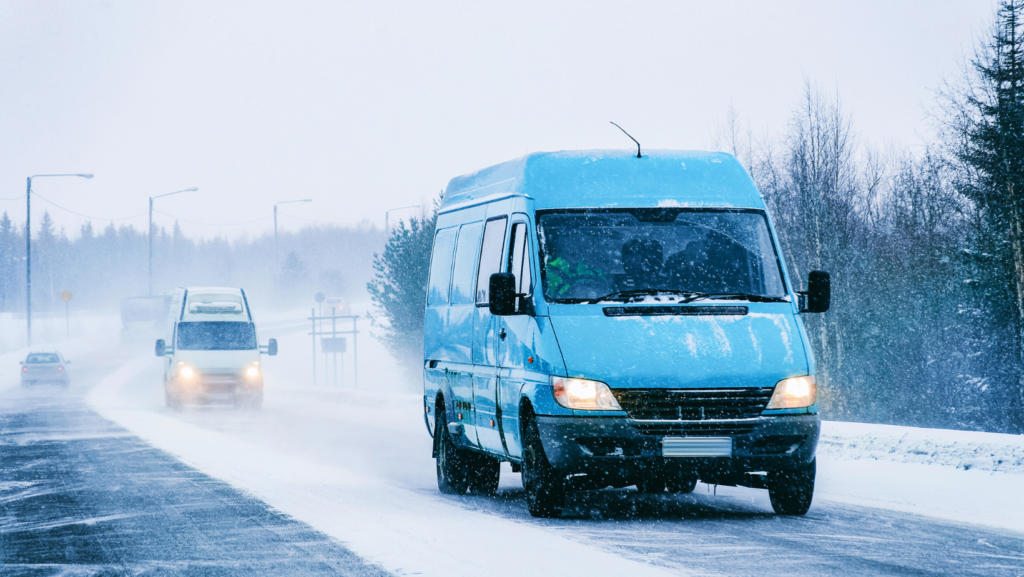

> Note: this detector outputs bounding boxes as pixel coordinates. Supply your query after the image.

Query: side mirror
[489,273,518,316]
[801,271,831,313]
[155,339,166,357]
[267,338,278,356]
[18,361,23,365]
[66,360,72,364]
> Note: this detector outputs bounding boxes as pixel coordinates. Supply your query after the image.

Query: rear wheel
[522,413,565,518]
[768,458,816,515]
[436,403,471,495]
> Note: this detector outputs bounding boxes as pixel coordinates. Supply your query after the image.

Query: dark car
[20,352,71,387]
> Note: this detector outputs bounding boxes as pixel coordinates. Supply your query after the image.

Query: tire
[468,453,500,496]
[436,404,471,495]
[665,475,698,494]
[165,390,183,411]
[768,458,816,515]
[522,413,565,518]
[635,477,666,494]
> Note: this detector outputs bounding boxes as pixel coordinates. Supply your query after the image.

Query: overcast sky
[0,0,1000,240]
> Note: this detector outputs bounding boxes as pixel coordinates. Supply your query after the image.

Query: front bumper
[167,373,262,403]
[535,414,819,482]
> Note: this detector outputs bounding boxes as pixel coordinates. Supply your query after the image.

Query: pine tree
[947,0,1024,429]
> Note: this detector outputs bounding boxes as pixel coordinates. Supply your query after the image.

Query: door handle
[499,328,506,340]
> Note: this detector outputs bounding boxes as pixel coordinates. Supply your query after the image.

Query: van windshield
[536,208,788,303]
[176,322,257,350]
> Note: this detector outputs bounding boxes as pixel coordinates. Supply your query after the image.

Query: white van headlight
[766,376,816,409]
[552,376,622,411]
[246,365,260,378]
[179,366,195,379]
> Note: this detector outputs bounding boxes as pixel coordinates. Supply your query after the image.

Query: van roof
[440,150,764,214]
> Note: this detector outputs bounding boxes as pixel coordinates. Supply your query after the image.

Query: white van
[155,287,277,409]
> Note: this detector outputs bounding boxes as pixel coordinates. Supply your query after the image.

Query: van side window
[451,222,484,305]
[427,228,458,306]
[476,217,508,305]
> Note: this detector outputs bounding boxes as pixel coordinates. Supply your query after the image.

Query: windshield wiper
[587,289,705,304]
[686,293,789,303]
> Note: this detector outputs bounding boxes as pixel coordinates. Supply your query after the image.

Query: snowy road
[5,329,1024,576]
[0,348,387,575]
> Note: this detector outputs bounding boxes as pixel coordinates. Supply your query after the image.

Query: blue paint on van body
[424,149,820,487]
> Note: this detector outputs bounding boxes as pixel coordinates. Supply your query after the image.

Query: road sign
[61,291,72,302]
[314,292,326,303]
[321,337,346,353]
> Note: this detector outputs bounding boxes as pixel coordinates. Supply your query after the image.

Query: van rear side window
[450,222,484,305]
[428,228,458,306]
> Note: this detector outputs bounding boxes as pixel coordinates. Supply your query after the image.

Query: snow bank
[820,420,1024,474]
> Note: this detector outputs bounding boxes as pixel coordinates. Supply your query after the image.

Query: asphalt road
[0,348,388,577]
[5,344,1024,576]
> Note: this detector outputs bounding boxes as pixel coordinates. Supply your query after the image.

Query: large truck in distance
[155,287,277,410]
[423,150,830,517]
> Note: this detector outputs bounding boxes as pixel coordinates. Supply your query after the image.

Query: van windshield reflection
[536,208,788,303]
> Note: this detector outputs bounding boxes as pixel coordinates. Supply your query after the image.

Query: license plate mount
[662,437,732,457]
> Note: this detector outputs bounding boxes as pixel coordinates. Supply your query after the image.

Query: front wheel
[522,413,565,518]
[665,475,697,494]
[768,458,815,515]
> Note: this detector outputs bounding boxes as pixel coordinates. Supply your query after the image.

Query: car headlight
[766,376,816,409]
[246,365,260,378]
[552,376,622,411]
[179,366,195,379]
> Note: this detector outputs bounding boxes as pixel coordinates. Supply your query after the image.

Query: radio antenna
[610,121,641,158]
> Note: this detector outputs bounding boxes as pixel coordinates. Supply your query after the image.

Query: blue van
[423,150,830,518]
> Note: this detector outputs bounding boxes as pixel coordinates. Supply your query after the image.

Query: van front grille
[634,421,758,436]
[612,388,774,421]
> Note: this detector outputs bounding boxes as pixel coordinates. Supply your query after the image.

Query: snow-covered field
[14,305,1021,575]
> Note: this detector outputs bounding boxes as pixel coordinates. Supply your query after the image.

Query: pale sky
[0,0,999,240]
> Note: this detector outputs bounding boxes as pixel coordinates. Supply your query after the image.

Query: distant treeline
[370,2,1024,434]
[0,211,385,313]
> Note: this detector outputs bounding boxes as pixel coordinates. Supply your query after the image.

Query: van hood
[173,349,259,372]
[546,303,809,390]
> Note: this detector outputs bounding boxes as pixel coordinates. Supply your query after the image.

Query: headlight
[179,366,195,379]
[246,365,260,378]
[552,376,622,411]
[766,376,816,409]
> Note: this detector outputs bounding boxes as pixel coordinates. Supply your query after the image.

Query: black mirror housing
[489,273,518,316]
[268,338,278,356]
[801,271,831,313]
[155,339,166,357]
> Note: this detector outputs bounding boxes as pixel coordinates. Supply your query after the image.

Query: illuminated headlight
[179,366,195,379]
[552,376,622,411]
[766,376,816,409]
[246,365,260,378]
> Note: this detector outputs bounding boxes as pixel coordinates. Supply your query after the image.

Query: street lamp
[274,199,312,271]
[385,205,420,234]
[25,173,93,347]
[149,187,198,296]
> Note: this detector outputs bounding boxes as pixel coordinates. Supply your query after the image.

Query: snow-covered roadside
[86,358,676,577]
[815,421,1024,534]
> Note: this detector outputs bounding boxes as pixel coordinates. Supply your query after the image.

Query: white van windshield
[536,208,788,303]
[177,322,257,350]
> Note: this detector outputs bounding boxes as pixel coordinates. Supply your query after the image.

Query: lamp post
[385,204,420,235]
[274,199,312,272]
[25,173,93,347]
[149,187,197,296]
